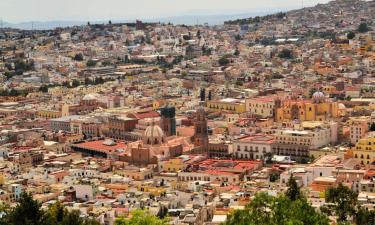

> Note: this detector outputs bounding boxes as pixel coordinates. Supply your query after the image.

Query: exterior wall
[207,101,246,113]
[50,120,71,132]
[350,119,369,145]
[275,100,338,122]
[108,116,138,140]
[162,158,185,172]
[82,123,102,137]
[178,172,240,184]
[74,185,94,201]
[130,147,157,165]
[353,137,375,165]
[353,180,375,193]
[233,137,273,160]
[38,110,61,119]
[332,170,365,183]
[208,143,231,158]
[280,167,334,187]
[245,98,275,118]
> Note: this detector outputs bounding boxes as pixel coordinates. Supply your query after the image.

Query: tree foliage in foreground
[114,210,168,225]
[224,192,329,225]
[225,175,329,225]
[0,192,99,225]
[324,183,375,225]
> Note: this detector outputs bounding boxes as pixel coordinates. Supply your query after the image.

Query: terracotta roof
[73,140,127,154]
[127,111,160,120]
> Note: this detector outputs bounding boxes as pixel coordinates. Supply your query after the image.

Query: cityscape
[0,0,374,224]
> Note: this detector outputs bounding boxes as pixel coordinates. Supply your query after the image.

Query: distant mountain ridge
[2,11,280,30]
[225,0,374,26]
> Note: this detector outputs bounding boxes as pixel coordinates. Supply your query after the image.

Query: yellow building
[37,110,62,119]
[353,137,375,165]
[275,92,338,122]
[162,158,185,172]
[322,86,337,95]
[137,185,166,196]
[207,98,246,113]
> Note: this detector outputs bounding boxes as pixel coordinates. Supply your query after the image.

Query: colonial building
[272,122,335,161]
[352,137,375,165]
[207,98,246,113]
[245,97,276,118]
[193,107,209,153]
[349,117,370,145]
[107,116,138,140]
[233,134,274,160]
[275,92,339,122]
[127,123,193,165]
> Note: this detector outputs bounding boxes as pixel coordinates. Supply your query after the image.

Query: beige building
[233,134,274,160]
[350,117,370,145]
[245,97,275,118]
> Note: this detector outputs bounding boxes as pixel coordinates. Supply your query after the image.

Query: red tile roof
[127,111,160,120]
[237,134,274,143]
[73,140,127,154]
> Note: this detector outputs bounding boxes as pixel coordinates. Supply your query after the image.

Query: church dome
[143,125,165,145]
[312,91,325,103]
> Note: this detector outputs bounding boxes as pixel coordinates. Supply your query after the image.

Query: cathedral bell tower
[193,106,209,154]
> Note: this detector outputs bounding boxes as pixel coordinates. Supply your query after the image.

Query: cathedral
[193,107,209,154]
[275,92,339,122]
[127,121,193,165]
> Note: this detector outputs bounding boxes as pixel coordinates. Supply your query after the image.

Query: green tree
[114,210,168,225]
[0,195,99,225]
[278,49,293,59]
[86,60,97,67]
[6,192,46,225]
[102,60,111,66]
[269,173,279,182]
[358,23,370,33]
[72,79,80,87]
[285,175,303,201]
[234,48,240,56]
[45,202,99,225]
[0,202,11,225]
[225,192,329,225]
[355,207,375,225]
[218,56,230,66]
[325,183,358,222]
[234,34,241,41]
[347,31,355,40]
[74,53,84,61]
[39,85,49,92]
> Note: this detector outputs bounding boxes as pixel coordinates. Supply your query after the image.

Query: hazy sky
[1,0,331,22]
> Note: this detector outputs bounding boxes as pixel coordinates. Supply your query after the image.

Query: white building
[233,134,274,160]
